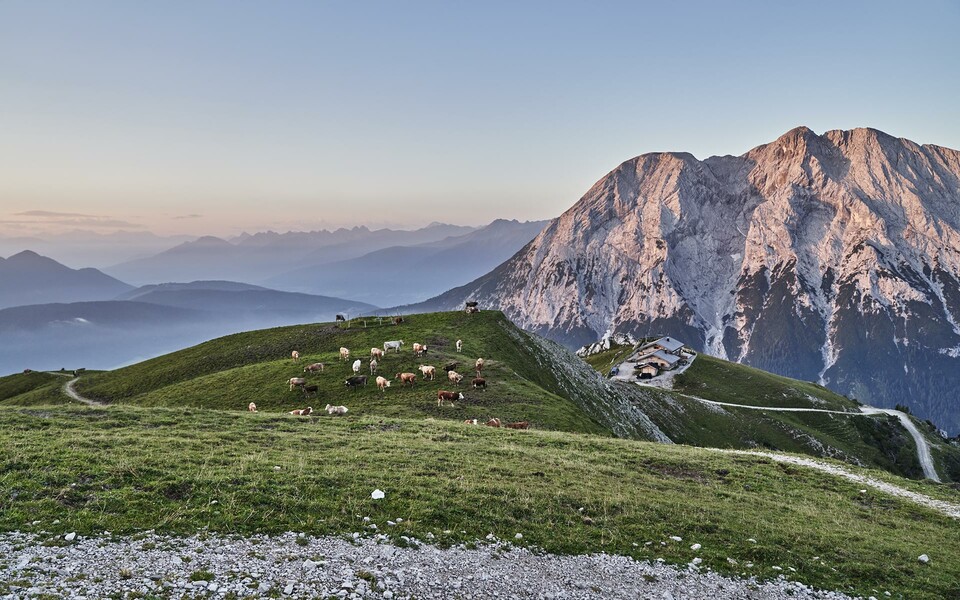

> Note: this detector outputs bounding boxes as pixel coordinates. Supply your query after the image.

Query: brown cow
[475,357,485,376]
[437,390,464,406]
[485,418,501,428]
[289,406,313,416]
[304,362,325,373]
[504,421,530,430]
[472,377,486,389]
[396,372,417,386]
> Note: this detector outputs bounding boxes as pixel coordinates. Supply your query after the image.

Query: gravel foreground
[0,531,857,600]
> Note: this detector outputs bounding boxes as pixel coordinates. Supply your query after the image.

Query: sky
[1,1,958,237]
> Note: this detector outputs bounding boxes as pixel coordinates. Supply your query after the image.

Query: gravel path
[688,396,942,482]
[726,450,959,519]
[61,377,104,407]
[860,407,941,482]
[0,531,856,600]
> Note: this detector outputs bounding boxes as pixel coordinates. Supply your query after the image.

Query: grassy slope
[674,354,859,411]
[0,406,957,599]
[0,371,71,406]
[75,312,610,436]
[580,344,960,480]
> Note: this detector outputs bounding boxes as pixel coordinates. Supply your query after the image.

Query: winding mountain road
[690,396,941,482]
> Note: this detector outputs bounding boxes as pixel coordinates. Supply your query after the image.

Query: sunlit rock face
[424,127,960,433]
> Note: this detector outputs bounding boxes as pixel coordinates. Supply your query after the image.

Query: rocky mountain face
[415,127,960,433]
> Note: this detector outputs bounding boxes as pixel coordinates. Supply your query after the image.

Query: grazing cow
[443,361,459,373]
[413,343,428,357]
[395,372,417,386]
[23,369,33,374]
[290,406,313,416]
[465,301,479,308]
[369,359,379,374]
[345,375,368,390]
[447,371,464,385]
[383,340,404,353]
[472,377,486,389]
[288,377,307,391]
[419,365,436,380]
[504,421,530,430]
[248,402,258,412]
[291,350,301,362]
[302,384,319,397]
[437,390,464,406]
[464,418,478,425]
[485,418,501,428]
[339,347,350,361]
[393,316,404,325]
[370,347,384,360]
[335,314,346,322]
[475,357,485,376]
[325,404,348,415]
[456,339,463,353]
[466,306,479,314]
[376,375,391,391]
[304,362,325,373]
[352,359,362,374]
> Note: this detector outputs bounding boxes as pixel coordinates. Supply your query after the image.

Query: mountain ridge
[405,127,960,433]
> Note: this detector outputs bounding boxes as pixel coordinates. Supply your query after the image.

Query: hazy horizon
[2,1,959,239]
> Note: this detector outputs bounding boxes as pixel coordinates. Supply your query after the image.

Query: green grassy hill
[0,371,72,406]
[0,406,958,599]
[74,311,622,436]
[3,313,960,598]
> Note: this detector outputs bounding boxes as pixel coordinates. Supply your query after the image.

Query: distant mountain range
[0,256,375,374]
[104,222,477,286]
[264,219,548,305]
[407,127,960,434]
[0,250,133,309]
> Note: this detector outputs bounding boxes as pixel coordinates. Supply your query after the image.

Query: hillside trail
[721,449,959,520]
[61,376,106,407]
[688,396,942,482]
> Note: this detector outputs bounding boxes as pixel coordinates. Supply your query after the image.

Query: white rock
[918,554,930,564]
[64,532,77,541]
[691,558,702,566]
[371,489,385,500]
[515,533,523,540]
[669,536,682,542]
[303,559,318,569]
[690,543,701,551]
[283,583,295,595]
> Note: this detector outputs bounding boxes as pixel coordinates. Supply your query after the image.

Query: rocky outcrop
[415,127,960,433]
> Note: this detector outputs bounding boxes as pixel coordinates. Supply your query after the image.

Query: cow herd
[266,329,529,430]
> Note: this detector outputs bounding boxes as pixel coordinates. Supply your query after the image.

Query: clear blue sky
[1,1,958,236]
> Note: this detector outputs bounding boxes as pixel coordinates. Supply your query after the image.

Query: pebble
[690,544,702,551]
[0,530,859,599]
[918,554,930,564]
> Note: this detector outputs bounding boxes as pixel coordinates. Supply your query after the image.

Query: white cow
[456,339,463,353]
[352,359,362,374]
[383,340,404,353]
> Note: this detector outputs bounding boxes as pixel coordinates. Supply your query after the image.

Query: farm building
[640,336,685,356]
[636,363,659,379]
[634,349,681,370]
